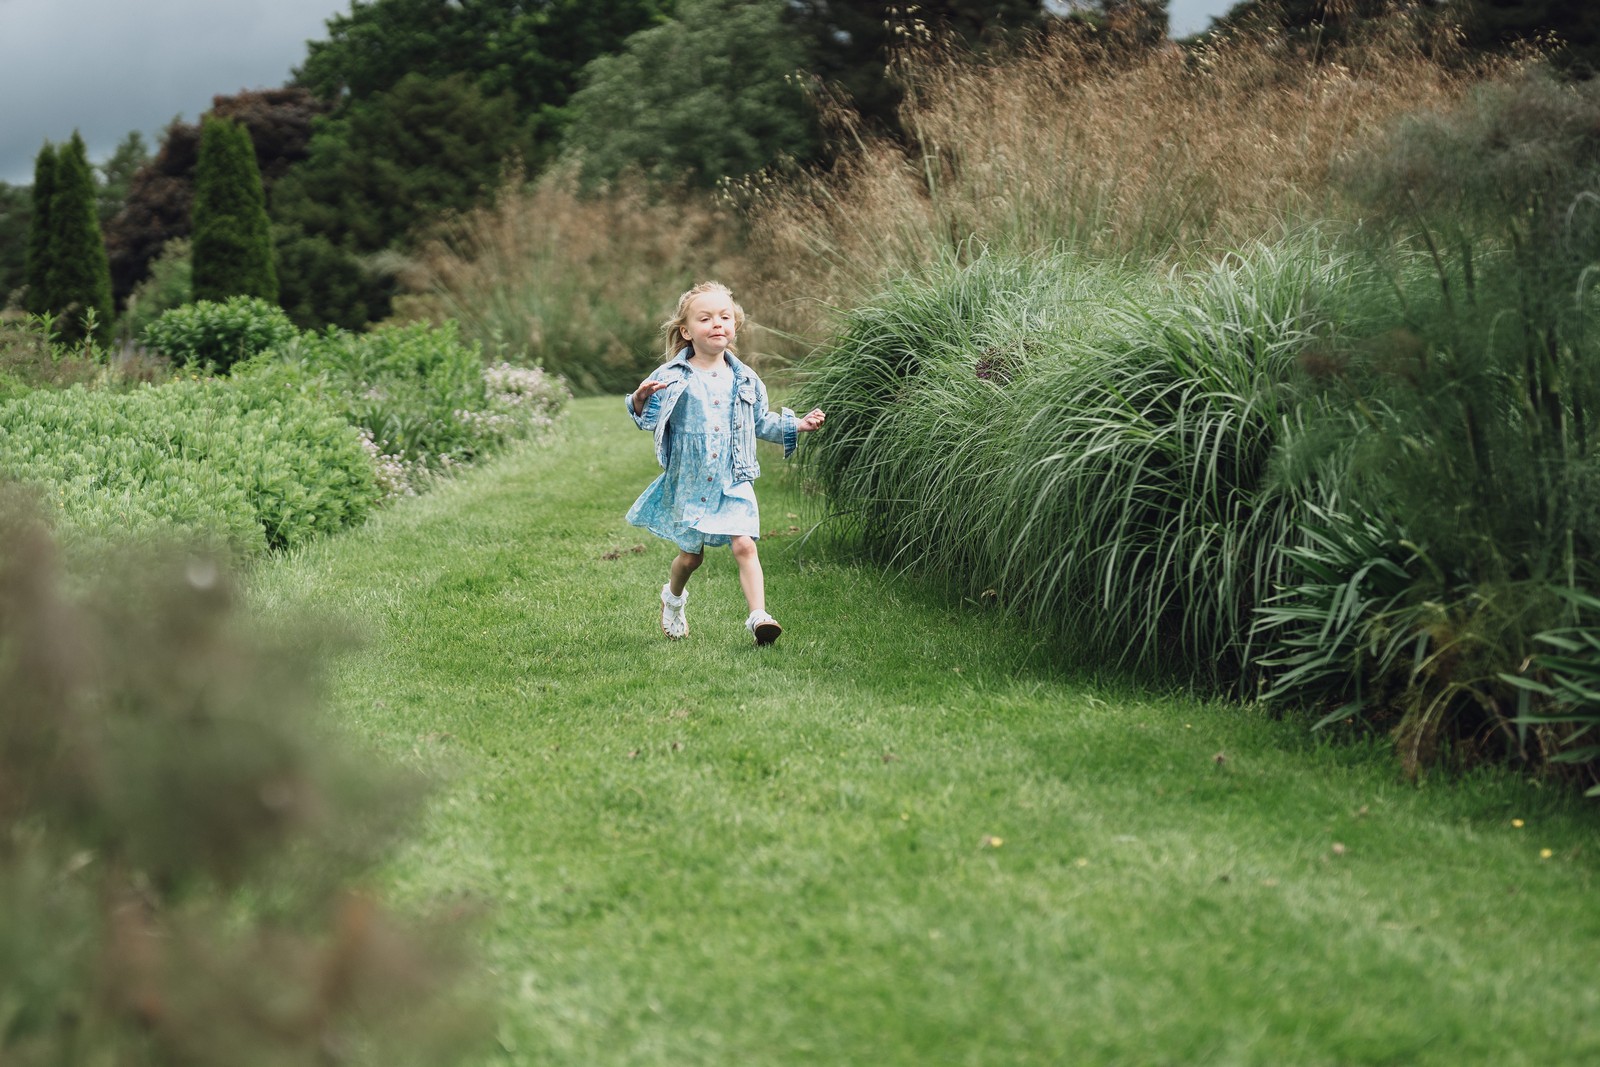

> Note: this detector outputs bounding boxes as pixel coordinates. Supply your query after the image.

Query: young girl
[625,282,825,645]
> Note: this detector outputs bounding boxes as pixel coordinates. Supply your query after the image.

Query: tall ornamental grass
[799,242,1366,685]
[744,15,1496,344]
[395,167,745,395]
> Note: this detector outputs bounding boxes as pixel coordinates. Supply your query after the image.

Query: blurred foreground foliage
[0,493,485,1064]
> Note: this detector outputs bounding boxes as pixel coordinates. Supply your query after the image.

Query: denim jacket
[626,348,797,483]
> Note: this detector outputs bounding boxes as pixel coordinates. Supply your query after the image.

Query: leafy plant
[1502,587,1600,795]
[142,296,298,372]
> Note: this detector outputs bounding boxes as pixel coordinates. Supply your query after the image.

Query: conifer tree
[23,142,58,316]
[192,117,278,303]
[44,133,113,342]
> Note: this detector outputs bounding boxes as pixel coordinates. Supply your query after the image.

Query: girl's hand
[631,379,670,415]
[797,408,826,432]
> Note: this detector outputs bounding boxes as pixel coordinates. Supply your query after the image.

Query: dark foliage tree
[563,0,817,187]
[1458,0,1600,77]
[22,144,57,315]
[105,89,328,308]
[1208,1,1448,51]
[271,72,531,327]
[44,133,114,342]
[273,224,395,331]
[293,0,670,143]
[783,0,1048,137]
[192,117,278,303]
[0,182,30,309]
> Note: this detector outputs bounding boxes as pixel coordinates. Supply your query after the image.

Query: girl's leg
[669,550,702,596]
[730,536,764,613]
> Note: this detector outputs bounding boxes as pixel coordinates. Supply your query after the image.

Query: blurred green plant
[142,296,298,373]
[0,489,483,1064]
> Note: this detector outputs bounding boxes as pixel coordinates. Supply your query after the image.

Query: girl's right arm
[631,379,671,417]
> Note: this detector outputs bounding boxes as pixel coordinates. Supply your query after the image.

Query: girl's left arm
[751,378,800,458]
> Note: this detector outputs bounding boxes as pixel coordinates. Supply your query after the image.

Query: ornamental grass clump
[744,11,1494,345]
[397,166,743,394]
[799,241,1364,686]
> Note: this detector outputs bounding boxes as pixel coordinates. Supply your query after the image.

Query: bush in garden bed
[0,377,379,555]
[242,321,568,497]
[142,295,298,372]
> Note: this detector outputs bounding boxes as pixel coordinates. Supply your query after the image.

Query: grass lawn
[250,395,1600,1066]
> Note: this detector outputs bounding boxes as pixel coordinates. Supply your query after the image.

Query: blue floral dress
[626,361,761,552]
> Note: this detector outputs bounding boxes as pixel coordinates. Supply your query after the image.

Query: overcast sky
[1,0,1234,186]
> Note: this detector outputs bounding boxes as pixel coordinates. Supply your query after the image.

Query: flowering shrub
[244,325,569,498]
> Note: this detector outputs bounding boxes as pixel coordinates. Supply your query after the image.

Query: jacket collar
[669,346,749,379]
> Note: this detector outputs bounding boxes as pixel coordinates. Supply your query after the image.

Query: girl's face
[680,292,737,357]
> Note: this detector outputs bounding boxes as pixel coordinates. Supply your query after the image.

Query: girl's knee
[730,536,758,560]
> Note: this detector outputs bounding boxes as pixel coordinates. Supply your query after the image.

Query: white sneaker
[746,609,782,646]
[661,584,688,639]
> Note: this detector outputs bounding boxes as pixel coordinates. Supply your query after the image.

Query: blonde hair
[661,281,746,360]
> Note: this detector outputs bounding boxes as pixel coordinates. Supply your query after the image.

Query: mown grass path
[252,396,1599,1066]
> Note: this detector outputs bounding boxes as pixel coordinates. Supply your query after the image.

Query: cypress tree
[23,143,58,316]
[44,133,114,343]
[191,117,278,304]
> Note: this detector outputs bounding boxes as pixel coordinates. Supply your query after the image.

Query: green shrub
[117,237,193,344]
[1251,69,1600,778]
[799,242,1364,685]
[142,296,298,372]
[243,321,569,495]
[0,378,379,555]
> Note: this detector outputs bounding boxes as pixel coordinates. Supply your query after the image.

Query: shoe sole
[753,621,782,646]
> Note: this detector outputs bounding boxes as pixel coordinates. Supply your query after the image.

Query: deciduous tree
[562,0,816,187]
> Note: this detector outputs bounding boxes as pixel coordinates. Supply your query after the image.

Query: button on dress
[626,363,761,552]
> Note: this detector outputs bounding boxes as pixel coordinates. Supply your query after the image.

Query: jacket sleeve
[626,364,675,430]
[751,377,799,458]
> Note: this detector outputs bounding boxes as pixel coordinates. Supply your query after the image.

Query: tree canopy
[293,0,671,144]
[562,0,817,187]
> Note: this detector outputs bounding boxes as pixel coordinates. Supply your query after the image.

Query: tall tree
[96,131,150,229]
[562,0,816,187]
[783,0,1048,136]
[293,0,670,148]
[1458,0,1600,76]
[105,89,329,309]
[191,117,277,303]
[43,134,114,343]
[0,182,31,309]
[23,144,57,316]
[270,72,531,327]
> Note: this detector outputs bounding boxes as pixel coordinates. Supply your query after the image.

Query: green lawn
[251,396,1600,1066]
